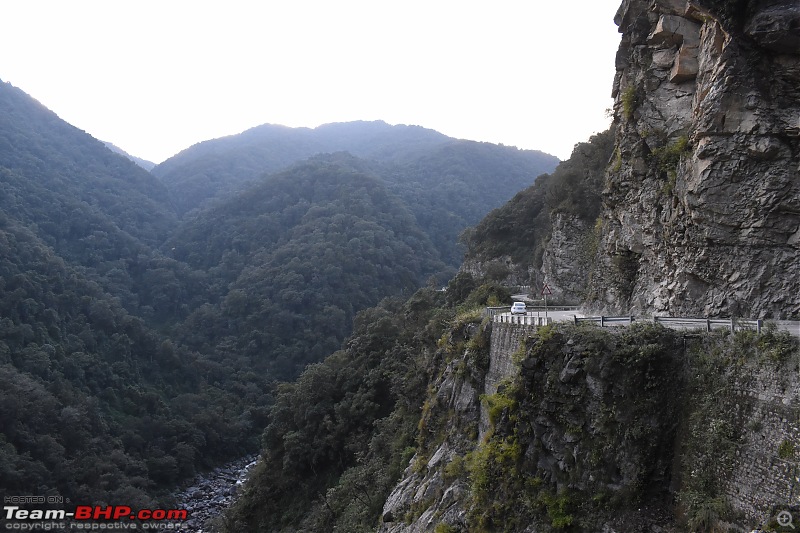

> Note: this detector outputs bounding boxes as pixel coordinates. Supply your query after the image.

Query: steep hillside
[167,157,446,379]
[590,0,800,318]
[462,129,613,294]
[0,80,211,325]
[220,2,800,531]
[0,81,274,504]
[0,217,261,506]
[0,80,176,246]
[0,79,565,509]
[151,121,453,214]
[152,122,559,255]
[0,82,457,503]
[103,141,156,171]
[225,269,800,532]
[381,140,563,265]
[223,279,512,532]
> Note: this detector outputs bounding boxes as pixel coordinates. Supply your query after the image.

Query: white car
[510,302,527,315]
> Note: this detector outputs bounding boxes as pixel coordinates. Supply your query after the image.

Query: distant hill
[151,121,451,214]
[103,141,156,171]
[152,120,559,218]
[0,80,259,505]
[0,80,204,323]
[377,140,560,264]
[154,121,559,265]
[464,129,613,270]
[0,80,176,246]
[167,156,445,378]
[0,79,561,506]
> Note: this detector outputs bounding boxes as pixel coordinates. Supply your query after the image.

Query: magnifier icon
[778,510,795,529]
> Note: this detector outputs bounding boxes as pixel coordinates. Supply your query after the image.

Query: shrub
[621,86,637,120]
[778,440,796,460]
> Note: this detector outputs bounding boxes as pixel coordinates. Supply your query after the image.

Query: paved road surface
[508,295,799,337]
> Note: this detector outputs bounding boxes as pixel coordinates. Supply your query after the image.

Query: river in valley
[173,454,258,532]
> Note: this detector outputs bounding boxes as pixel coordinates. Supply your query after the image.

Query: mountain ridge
[151,119,559,217]
[0,78,566,508]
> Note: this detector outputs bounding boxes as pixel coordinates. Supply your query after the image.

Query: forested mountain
[0,80,262,504]
[0,78,561,507]
[377,140,559,265]
[463,129,613,270]
[223,130,617,532]
[0,216,257,506]
[167,156,446,379]
[0,80,210,326]
[0,81,175,246]
[103,141,156,171]
[151,121,452,214]
[153,122,558,265]
[151,120,559,225]
[224,0,800,528]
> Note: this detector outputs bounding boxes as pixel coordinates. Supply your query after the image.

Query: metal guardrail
[485,306,580,318]
[574,315,765,333]
[493,314,553,326]
[486,308,798,336]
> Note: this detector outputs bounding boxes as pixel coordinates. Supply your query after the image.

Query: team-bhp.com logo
[3,504,189,530]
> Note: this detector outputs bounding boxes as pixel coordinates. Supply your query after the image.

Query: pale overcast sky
[0,1,622,163]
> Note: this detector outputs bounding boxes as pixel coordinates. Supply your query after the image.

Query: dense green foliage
[223,276,507,532]
[0,218,256,506]
[152,120,557,217]
[0,82,175,246]
[1,79,555,506]
[153,121,558,266]
[0,82,209,327]
[168,157,445,379]
[0,80,266,500]
[464,129,613,268]
[380,141,558,265]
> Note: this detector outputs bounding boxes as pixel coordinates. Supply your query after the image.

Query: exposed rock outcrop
[460,255,540,289]
[540,213,595,303]
[378,321,540,532]
[378,319,799,532]
[591,0,800,318]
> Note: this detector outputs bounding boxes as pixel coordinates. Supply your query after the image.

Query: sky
[0,1,622,164]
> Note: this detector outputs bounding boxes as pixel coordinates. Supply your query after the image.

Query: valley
[0,77,558,515]
[2,0,799,531]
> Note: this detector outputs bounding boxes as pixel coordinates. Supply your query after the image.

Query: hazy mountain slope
[151,121,452,214]
[380,139,560,265]
[168,157,445,379]
[152,120,559,220]
[0,83,270,503]
[0,81,213,325]
[0,80,176,246]
[103,141,156,171]
[462,129,613,281]
[0,79,564,510]
[0,216,260,506]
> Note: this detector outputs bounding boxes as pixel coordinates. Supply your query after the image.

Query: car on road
[511,302,527,315]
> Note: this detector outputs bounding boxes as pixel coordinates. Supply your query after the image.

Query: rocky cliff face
[460,256,541,290]
[592,0,800,318]
[378,319,799,532]
[540,213,595,303]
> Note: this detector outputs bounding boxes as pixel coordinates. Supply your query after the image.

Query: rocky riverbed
[174,454,258,532]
